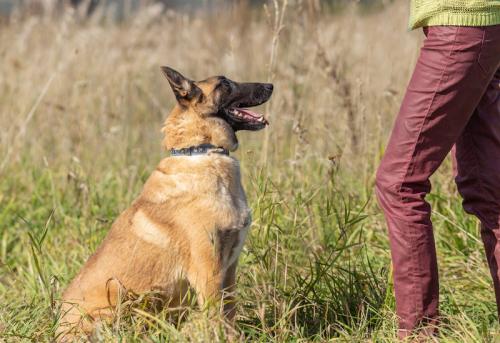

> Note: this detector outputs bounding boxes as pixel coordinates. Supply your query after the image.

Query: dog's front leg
[221,261,238,321]
[186,252,225,314]
[186,228,242,319]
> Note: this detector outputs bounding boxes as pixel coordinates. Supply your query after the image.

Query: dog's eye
[219,79,231,90]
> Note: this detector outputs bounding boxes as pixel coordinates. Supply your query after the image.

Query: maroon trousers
[376,25,500,338]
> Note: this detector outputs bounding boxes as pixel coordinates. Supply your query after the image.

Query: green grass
[1,157,499,342]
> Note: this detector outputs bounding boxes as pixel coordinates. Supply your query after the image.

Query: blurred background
[0,0,393,18]
[2,0,497,341]
[0,0,415,176]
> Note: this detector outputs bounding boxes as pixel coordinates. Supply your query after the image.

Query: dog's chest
[206,161,251,228]
[145,155,251,228]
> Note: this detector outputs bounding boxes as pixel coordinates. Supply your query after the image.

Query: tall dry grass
[1,1,499,341]
[0,1,417,177]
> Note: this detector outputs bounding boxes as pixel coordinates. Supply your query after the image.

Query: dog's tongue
[237,108,269,125]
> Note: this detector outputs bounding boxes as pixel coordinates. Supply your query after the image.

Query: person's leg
[454,65,500,318]
[375,25,500,339]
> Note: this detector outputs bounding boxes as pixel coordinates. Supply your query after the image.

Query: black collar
[170,144,229,157]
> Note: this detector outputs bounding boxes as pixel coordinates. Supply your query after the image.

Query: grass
[1,1,500,341]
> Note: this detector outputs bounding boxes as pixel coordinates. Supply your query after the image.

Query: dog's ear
[161,66,201,105]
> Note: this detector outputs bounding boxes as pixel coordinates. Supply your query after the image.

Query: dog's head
[161,66,273,151]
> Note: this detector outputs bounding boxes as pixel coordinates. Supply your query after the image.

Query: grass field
[1,1,500,341]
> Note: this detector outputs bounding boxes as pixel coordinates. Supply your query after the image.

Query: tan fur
[162,105,239,152]
[57,74,254,340]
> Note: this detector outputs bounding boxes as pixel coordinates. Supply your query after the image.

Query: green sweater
[410,0,500,30]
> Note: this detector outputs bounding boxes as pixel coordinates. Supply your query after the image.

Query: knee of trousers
[375,164,431,216]
[375,165,402,211]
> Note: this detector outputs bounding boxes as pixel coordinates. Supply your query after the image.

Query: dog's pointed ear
[161,66,201,104]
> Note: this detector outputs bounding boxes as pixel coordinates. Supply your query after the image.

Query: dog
[56,66,273,340]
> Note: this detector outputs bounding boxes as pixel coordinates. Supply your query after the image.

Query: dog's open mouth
[217,81,273,131]
[223,107,269,131]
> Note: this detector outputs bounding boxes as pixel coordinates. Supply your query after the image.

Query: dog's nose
[264,83,274,92]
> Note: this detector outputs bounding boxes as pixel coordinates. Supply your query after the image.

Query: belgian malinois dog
[57,66,273,340]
